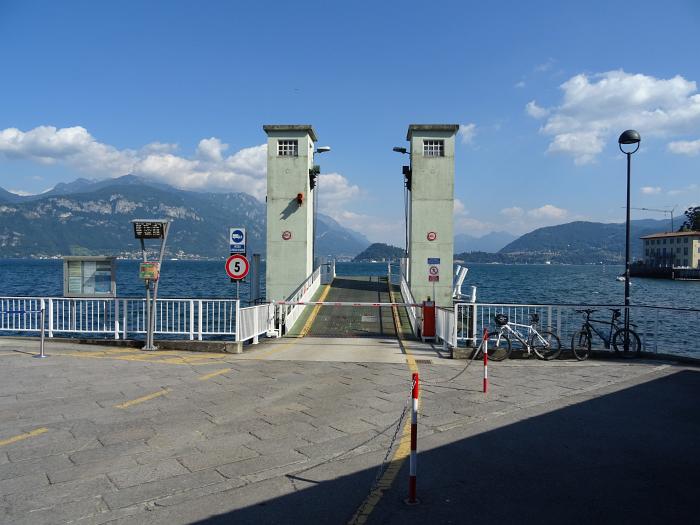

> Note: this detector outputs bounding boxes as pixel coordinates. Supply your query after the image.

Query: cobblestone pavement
[0,338,695,524]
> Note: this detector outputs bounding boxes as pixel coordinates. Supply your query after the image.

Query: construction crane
[629,206,678,231]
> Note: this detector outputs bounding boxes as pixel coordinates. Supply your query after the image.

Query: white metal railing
[455,302,700,359]
[399,261,419,336]
[237,303,274,344]
[436,306,457,349]
[280,267,322,333]
[0,296,242,341]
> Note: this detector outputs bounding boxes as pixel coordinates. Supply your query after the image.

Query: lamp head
[315,146,331,154]
[618,129,641,154]
[392,147,408,154]
[618,130,641,145]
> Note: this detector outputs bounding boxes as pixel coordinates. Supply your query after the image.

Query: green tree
[679,206,700,231]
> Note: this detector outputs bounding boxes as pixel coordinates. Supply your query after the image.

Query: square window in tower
[277,140,298,157]
[423,139,444,157]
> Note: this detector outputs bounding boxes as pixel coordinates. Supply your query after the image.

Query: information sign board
[133,221,166,239]
[229,227,246,254]
[139,261,161,281]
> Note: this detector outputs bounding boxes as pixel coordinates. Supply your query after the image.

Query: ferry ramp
[286,275,414,339]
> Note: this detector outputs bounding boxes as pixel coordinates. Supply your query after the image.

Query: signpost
[132,219,171,351]
[225,254,249,300]
[229,228,246,254]
[427,259,440,300]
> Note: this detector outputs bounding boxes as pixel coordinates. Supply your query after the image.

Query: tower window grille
[278,140,298,157]
[423,140,444,157]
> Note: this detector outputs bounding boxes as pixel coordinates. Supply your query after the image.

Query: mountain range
[0,176,677,263]
[0,175,369,258]
[456,219,673,264]
[454,231,518,253]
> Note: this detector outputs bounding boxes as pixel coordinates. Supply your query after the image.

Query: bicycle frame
[581,311,624,348]
[497,322,548,353]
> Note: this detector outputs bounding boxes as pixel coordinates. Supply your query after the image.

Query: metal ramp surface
[288,276,412,338]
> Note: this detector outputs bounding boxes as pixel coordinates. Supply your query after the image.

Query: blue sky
[1,0,699,243]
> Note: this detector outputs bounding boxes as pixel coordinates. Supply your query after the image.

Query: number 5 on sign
[225,254,249,280]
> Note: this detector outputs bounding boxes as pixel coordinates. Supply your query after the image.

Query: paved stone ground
[0,337,697,524]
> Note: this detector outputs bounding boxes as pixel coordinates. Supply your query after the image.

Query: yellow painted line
[0,427,49,447]
[62,353,226,366]
[114,388,170,409]
[349,281,419,524]
[298,284,332,337]
[198,368,232,381]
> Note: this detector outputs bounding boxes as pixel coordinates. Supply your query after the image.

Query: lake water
[0,259,697,309]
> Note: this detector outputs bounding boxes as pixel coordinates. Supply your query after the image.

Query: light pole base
[33,354,49,359]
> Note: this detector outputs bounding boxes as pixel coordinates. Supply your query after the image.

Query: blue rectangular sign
[230,244,246,254]
[427,258,441,265]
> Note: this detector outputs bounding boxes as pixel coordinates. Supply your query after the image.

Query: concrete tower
[263,125,317,301]
[407,124,459,307]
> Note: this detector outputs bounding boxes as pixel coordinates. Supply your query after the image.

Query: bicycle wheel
[571,330,591,361]
[612,328,641,356]
[530,330,561,360]
[486,331,511,361]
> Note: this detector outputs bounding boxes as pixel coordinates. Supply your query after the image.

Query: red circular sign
[225,254,249,280]
[427,231,437,241]
[429,266,439,275]
[282,230,292,240]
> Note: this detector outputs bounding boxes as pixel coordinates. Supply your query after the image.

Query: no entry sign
[225,254,249,280]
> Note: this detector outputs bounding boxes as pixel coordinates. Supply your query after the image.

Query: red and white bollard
[483,329,489,394]
[407,372,419,505]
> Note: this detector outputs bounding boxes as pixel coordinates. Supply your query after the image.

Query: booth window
[278,140,298,157]
[423,140,444,157]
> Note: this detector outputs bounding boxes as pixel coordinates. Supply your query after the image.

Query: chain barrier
[286,377,415,496]
[421,331,489,388]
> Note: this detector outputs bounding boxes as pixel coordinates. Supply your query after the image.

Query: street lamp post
[311,146,331,269]
[618,130,641,354]
[392,147,411,257]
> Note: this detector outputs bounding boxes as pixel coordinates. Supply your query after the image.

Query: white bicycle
[485,313,562,361]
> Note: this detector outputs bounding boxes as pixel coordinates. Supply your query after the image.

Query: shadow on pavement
[193,369,700,524]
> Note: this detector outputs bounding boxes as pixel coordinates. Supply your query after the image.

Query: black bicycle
[571,308,641,361]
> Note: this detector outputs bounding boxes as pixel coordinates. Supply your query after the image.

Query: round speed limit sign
[225,254,249,280]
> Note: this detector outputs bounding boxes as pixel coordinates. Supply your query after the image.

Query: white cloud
[514,81,526,89]
[641,186,662,195]
[458,123,477,145]
[0,125,269,199]
[668,139,700,156]
[534,58,556,73]
[453,198,467,216]
[527,70,700,164]
[7,189,33,196]
[316,173,361,211]
[526,100,549,119]
[325,209,405,244]
[668,183,699,197]
[500,206,524,218]
[498,204,569,234]
[527,204,567,219]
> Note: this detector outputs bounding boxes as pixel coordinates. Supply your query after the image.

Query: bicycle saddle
[575,308,597,314]
[609,308,621,318]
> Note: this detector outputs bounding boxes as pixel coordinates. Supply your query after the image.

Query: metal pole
[35,299,47,358]
[624,152,631,353]
[148,222,170,350]
[407,372,419,505]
